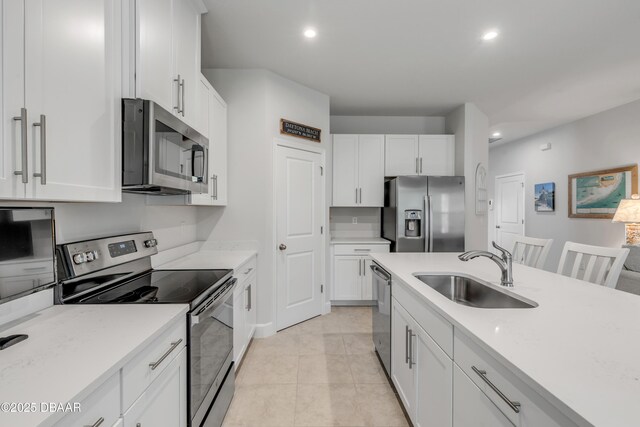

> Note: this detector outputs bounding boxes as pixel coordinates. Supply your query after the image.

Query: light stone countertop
[330,237,391,245]
[370,252,640,427]
[0,304,188,427]
[157,249,257,271]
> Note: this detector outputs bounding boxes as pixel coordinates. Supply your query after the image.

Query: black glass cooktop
[75,269,232,306]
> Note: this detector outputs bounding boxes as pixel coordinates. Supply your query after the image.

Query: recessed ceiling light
[482,30,499,41]
[492,131,502,137]
[304,28,317,39]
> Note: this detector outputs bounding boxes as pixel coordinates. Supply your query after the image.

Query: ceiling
[201,0,640,144]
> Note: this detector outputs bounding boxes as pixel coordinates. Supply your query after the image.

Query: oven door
[189,278,236,427]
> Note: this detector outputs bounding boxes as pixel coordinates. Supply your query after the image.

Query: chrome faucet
[458,241,514,287]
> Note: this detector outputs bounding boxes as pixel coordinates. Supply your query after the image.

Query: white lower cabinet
[392,297,452,427]
[123,347,188,427]
[453,365,513,427]
[233,256,257,366]
[331,242,390,303]
[391,280,578,427]
[52,372,120,427]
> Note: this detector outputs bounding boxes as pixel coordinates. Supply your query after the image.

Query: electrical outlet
[352,217,358,224]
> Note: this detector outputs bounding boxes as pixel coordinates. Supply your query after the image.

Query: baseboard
[331,300,376,307]
[254,321,276,338]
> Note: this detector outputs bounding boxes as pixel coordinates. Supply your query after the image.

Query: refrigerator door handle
[425,195,433,252]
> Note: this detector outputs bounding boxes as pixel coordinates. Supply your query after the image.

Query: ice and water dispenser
[404,210,422,237]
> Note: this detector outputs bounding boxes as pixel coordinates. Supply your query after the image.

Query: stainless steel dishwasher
[371,262,392,377]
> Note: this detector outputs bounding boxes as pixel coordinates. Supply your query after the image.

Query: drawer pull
[353,248,371,252]
[243,267,253,274]
[472,366,521,413]
[85,417,104,427]
[149,339,183,371]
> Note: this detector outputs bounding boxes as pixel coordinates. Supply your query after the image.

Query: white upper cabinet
[189,74,227,206]
[0,0,26,199]
[419,135,455,176]
[385,134,455,177]
[385,135,419,176]
[1,0,121,202]
[332,134,384,207]
[332,134,358,206]
[135,0,203,130]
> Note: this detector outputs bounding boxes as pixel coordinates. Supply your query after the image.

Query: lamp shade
[612,194,640,223]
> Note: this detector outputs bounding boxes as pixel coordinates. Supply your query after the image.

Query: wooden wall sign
[280,119,321,143]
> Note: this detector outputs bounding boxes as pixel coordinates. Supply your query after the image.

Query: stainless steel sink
[413,274,538,309]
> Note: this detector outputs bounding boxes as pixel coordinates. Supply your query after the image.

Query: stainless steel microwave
[122,99,209,195]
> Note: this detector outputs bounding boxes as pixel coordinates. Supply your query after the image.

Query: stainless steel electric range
[55,231,236,427]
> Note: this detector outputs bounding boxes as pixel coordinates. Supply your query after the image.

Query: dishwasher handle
[370,264,391,283]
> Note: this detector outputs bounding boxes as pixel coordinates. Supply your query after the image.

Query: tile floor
[222,307,409,427]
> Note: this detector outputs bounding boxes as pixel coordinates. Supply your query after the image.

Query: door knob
[496,225,501,229]
[279,244,287,250]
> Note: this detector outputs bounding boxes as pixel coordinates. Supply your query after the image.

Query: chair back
[556,242,630,288]
[512,236,554,269]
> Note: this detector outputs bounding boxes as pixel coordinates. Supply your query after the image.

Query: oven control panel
[60,232,158,278]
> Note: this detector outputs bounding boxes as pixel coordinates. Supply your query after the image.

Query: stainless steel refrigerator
[382,176,465,252]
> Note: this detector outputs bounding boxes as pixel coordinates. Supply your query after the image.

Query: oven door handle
[191,278,237,324]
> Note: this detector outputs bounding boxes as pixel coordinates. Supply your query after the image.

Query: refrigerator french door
[382,176,465,252]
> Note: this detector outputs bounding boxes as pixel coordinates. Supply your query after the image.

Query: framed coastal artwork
[535,182,555,212]
[568,165,638,219]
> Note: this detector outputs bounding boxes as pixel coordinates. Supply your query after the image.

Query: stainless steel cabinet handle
[243,267,253,275]
[358,259,362,276]
[355,188,358,204]
[354,248,371,252]
[180,78,185,117]
[149,338,183,370]
[173,74,182,113]
[358,188,362,204]
[85,417,104,427]
[13,108,28,183]
[408,329,415,369]
[415,157,419,174]
[279,243,287,250]
[211,174,218,199]
[246,284,252,311]
[420,157,423,174]
[405,325,410,364]
[472,366,521,413]
[33,114,47,184]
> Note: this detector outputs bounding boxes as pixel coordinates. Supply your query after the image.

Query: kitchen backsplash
[330,207,381,238]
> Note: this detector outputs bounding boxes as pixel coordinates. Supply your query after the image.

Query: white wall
[0,194,198,249]
[330,115,445,134]
[199,68,330,335]
[445,103,489,250]
[488,99,640,271]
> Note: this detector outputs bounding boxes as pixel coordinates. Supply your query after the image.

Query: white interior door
[495,173,525,251]
[276,145,324,330]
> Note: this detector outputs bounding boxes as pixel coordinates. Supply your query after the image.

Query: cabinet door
[24,0,121,202]
[124,348,188,427]
[385,135,419,177]
[333,256,362,300]
[453,365,513,427]
[357,135,384,207]
[414,325,453,427]
[209,88,228,206]
[391,299,416,419]
[0,0,26,199]
[172,0,200,129]
[244,274,257,344]
[189,76,214,206]
[332,134,358,206]
[136,0,174,112]
[362,257,374,300]
[418,135,455,176]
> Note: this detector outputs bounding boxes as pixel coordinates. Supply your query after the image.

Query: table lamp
[613,194,640,245]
